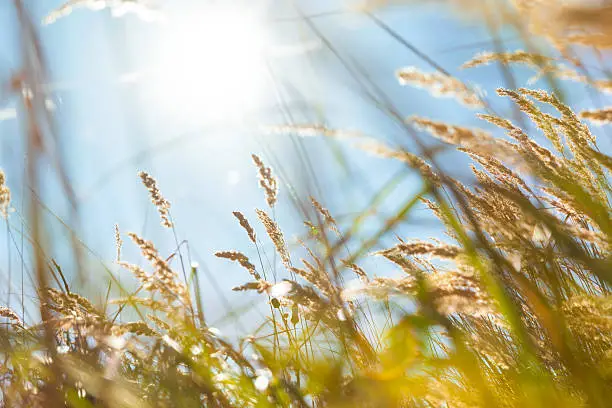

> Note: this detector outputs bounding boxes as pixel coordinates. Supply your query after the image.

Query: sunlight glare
[152,5,268,120]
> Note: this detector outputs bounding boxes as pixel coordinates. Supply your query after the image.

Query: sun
[150,5,268,121]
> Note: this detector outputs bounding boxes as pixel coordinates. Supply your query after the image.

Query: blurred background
[0,0,603,336]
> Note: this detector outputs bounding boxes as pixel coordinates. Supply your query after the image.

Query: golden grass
[1,1,611,407]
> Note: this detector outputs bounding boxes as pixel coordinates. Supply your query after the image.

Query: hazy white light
[254,375,270,392]
[254,368,272,392]
[340,279,366,301]
[57,345,70,354]
[0,108,17,121]
[532,224,551,243]
[104,335,126,350]
[162,334,182,352]
[190,345,203,356]
[152,5,267,120]
[213,372,230,383]
[508,253,522,271]
[268,281,293,298]
[227,170,241,185]
[208,327,222,336]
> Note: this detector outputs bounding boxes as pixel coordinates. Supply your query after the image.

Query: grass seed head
[138,171,173,228]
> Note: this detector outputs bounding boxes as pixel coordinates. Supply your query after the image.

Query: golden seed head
[256,209,291,268]
[215,250,260,280]
[580,108,612,126]
[0,169,11,218]
[251,154,278,208]
[114,223,123,262]
[397,66,483,108]
[138,171,173,228]
[232,211,256,244]
[310,197,339,234]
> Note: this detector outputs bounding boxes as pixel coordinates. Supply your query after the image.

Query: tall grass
[0,0,611,406]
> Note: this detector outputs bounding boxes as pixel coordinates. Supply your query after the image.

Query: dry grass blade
[342,260,369,282]
[262,124,368,139]
[359,139,441,185]
[579,108,612,125]
[114,223,122,262]
[377,240,462,259]
[0,307,24,327]
[215,250,261,280]
[138,171,173,228]
[232,280,272,293]
[126,232,189,305]
[252,154,279,208]
[397,66,483,108]
[310,197,340,234]
[232,211,256,243]
[256,208,291,268]
[0,169,10,218]
[462,50,554,70]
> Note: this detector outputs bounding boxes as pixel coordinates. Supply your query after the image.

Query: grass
[0,0,611,406]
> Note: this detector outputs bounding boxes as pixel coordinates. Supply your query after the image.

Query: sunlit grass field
[0,0,611,406]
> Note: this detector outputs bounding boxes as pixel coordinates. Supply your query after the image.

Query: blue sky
[0,0,606,333]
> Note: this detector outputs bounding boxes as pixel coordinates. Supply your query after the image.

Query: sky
[0,0,606,334]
